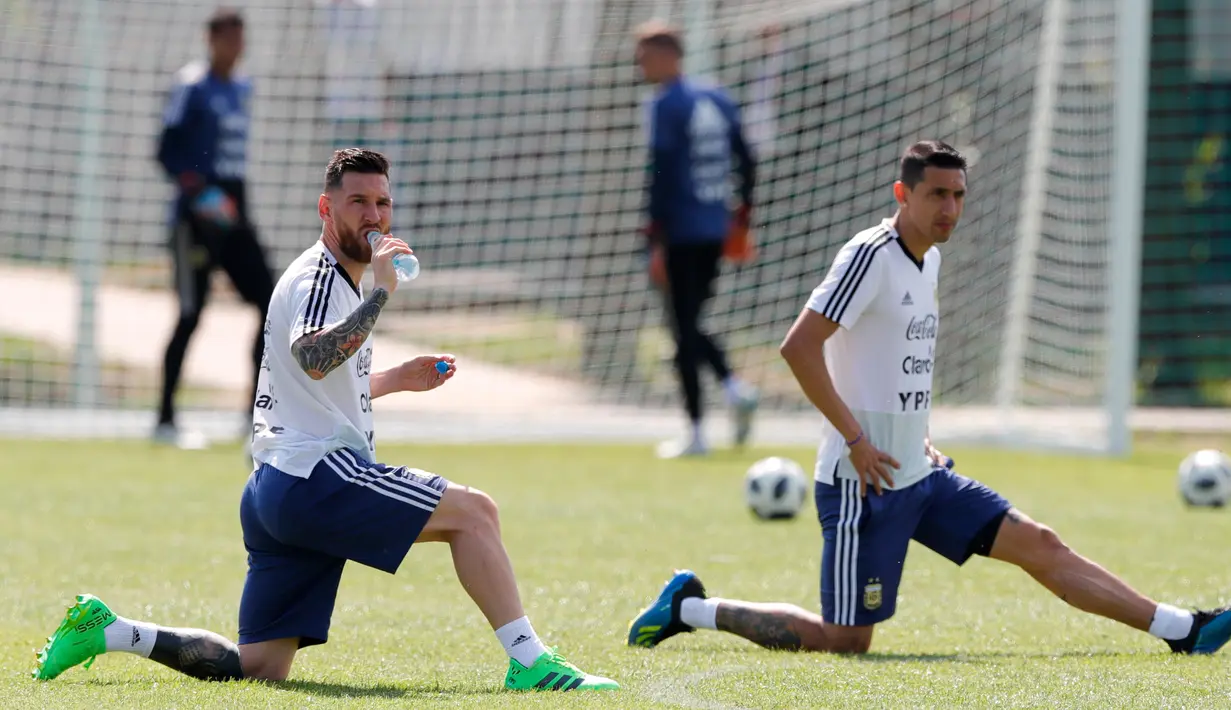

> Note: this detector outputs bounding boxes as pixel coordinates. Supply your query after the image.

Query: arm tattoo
[291,287,388,380]
[716,603,803,651]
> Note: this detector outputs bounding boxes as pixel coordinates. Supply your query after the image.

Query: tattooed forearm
[291,287,389,380]
[716,602,805,651]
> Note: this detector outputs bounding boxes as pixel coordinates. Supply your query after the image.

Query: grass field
[3,438,1231,709]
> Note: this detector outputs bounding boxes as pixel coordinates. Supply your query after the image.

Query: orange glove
[643,222,669,290]
[723,205,755,264]
[648,243,667,290]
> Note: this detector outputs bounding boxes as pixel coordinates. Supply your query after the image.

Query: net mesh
[0,0,1131,446]
[1139,0,1231,408]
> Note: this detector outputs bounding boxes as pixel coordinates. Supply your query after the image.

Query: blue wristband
[846,432,863,447]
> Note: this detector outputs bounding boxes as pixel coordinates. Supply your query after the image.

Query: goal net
[0,0,1144,451]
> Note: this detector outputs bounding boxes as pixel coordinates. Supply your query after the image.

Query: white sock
[679,597,721,630]
[1149,603,1194,640]
[495,616,550,668]
[102,615,158,657]
[691,422,704,445]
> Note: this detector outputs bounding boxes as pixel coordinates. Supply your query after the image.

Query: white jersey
[251,240,375,478]
[806,218,940,490]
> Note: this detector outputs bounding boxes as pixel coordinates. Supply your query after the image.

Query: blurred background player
[635,21,760,459]
[627,141,1231,658]
[154,7,275,449]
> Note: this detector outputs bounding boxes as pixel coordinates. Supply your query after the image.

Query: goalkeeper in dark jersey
[635,21,760,459]
[154,8,275,449]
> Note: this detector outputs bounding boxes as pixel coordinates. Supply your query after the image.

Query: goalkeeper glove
[723,204,755,263]
[190,184,238,230]
[641,222,668,289]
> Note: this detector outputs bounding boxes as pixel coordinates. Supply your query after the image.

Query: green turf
[3,440,1231,709]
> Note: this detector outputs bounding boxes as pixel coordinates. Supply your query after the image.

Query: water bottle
[366,230,419,282]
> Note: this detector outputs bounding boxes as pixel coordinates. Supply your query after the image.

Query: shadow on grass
[275,679,504,698]
[648,645,1155,664]
[858,649,1153,664]
[71,678,503,698]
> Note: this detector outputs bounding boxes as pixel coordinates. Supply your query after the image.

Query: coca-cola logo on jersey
[905,314,937,341]
[356,347,372,377]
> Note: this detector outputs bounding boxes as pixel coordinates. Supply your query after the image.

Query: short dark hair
[324,148,390,191]
[207,7,243,35]
[635,20,684,56]
[899,140,967,188]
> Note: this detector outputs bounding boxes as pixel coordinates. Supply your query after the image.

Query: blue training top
[156,60,252,189]
[645,77,756,244]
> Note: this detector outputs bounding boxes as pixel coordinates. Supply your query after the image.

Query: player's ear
[317,193,329,220]
[893,180,908,206]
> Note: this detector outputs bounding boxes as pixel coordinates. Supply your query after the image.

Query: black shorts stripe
[309,265,337,331]
[822,230,892,324]
[301,255,328,334]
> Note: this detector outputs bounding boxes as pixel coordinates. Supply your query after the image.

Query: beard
[334,219,371,263]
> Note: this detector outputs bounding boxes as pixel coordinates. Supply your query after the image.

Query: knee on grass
[237,639,296,682]
[239,655,290,682]
[825,626,873,655]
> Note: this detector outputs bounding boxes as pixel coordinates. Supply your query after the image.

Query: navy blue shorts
[816,467,1011,627]
[237,448,449,647]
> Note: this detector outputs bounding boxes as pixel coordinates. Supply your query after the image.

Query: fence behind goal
[0,0,1148,450]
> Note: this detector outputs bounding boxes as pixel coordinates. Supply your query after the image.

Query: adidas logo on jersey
[901,292,913,306]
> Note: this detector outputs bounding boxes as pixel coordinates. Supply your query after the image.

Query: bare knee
[825,625,873,654]
[459,487,499,533]
[991,510,1072,572]
[421,484,501,542]
[1039,525,1069,553]
[244,665,289,682]
[1017,523,1071,572]
[238,639,297,682]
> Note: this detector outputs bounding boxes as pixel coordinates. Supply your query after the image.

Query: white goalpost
[1105,0,1151,456]
[987,0,1150,455]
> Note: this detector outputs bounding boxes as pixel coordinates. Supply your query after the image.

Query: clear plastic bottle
[366,230,419,282]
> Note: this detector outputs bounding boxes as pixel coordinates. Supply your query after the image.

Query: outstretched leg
[33,594,244,682]
[626,569,873,653]
[989,508,1231,654]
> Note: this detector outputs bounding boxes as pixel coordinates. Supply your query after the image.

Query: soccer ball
[1177,449,1231,508]
[744,456,809,520]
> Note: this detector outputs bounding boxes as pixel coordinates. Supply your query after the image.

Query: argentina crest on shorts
[863,578,883,611]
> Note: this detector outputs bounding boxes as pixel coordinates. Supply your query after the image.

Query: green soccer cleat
[32,594,116,681]
[504,648,619,692]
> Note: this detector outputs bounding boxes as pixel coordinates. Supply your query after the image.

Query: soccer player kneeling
[33,149,618,693]
[627,141,1231,657]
